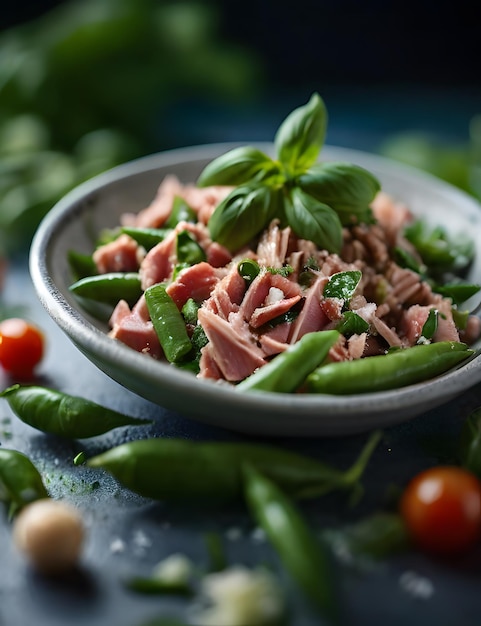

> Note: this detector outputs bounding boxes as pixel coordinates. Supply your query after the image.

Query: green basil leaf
[274,93,327,174]
[284,188,342,253]
[418,308,438,342]
[176,230,206,266]
[323,270,362,301]
[336,311,369,336]
[297,162,380,225]
[197,146,277,187]
[208,184,278,251]
[166,196,196,227]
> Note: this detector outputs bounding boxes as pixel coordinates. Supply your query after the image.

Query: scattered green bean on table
[87,432,381,503]
[243,463,341,624]
[0,385,152,439]
[0,448,48,518]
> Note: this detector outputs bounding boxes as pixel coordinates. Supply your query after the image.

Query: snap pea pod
[306,341,473,394]
[0,385,152,439]
[236,330,340,393]
[144,283,192,363]
[87,433,380,503]
[121,226,171,250]
[69,272,142,306]
[0,448,49,518]
[243,463,340,624]
[458,406,481,478]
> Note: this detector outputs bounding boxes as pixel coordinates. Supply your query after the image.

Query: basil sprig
[198,93,380,253]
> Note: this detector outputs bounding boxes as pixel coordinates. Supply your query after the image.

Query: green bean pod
[0,448,49,517]
[0,385,152,439]
[243,463,341,623]
[87,437,363,503]
[69,272,142,306]
[121,226,171,250]
[144,283,192,363]
[306,341,473,394]
[236,330,340,393]
[458,407,481,478]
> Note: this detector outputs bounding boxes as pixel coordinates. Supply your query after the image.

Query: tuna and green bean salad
[69,94,481,394]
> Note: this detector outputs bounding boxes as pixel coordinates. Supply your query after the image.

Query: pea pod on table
[0,385,152,439]
[243,463,341,624]
[458,406,481,478]
[0,448,48,518]
[87,432,381,503]
[306,341,473,394]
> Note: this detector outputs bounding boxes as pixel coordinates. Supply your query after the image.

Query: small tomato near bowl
[400,465,481,556]
[0,318,45,379]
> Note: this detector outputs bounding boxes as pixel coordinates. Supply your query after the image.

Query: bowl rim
[29,142,481,430]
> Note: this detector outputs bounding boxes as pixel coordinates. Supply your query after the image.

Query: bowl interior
[30,143,481,436]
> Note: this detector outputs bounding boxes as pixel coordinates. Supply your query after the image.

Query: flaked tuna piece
[139,229,177,290]
[206,241,232,268]
[93,234,141,274]
[460,315,481,345]
[108,296,162,358]
[321,297,344,322]
[239,271,302,321]
[371,191,414,246]
[121,175,186,228]
[197,307,267,381]
[433,297,460,343]
[256,220,292,268]
[289,275,329,343]
[181,185,233,225]
[348,333,367,359]
[401,304,431,345]
[371,316,404,347]
[250,294,301,329]
[203,265,246,319]
[258,323,290,356]
[166,262,220,309]
[198,343,224,380]
[385,263,433,307]
[120,176,232,229]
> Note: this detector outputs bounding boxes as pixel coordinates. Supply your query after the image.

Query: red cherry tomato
[0,318,45,379]
[400,465,481,556]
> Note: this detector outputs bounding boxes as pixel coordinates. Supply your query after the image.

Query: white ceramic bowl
[29,143,481,436]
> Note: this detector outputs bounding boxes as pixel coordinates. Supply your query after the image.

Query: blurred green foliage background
[0,0,480,257]
[0,0,262,254]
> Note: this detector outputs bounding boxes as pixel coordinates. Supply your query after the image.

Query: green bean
[87,433,380,503]
[0,384,152,439]
[458,407,481,478]
[0,448,48,518]
[237,258,260,284]
[243,463,341,623]
[67,249,98,280]
[176,230,206,266]
[144,283,192,363]
[69,272,142,306]
[236,330,340,393]
[306,341,473,394]
[121,226,171,250]
[165,195,197,227]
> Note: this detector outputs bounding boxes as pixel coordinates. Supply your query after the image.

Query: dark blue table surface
[2,91,481,625]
